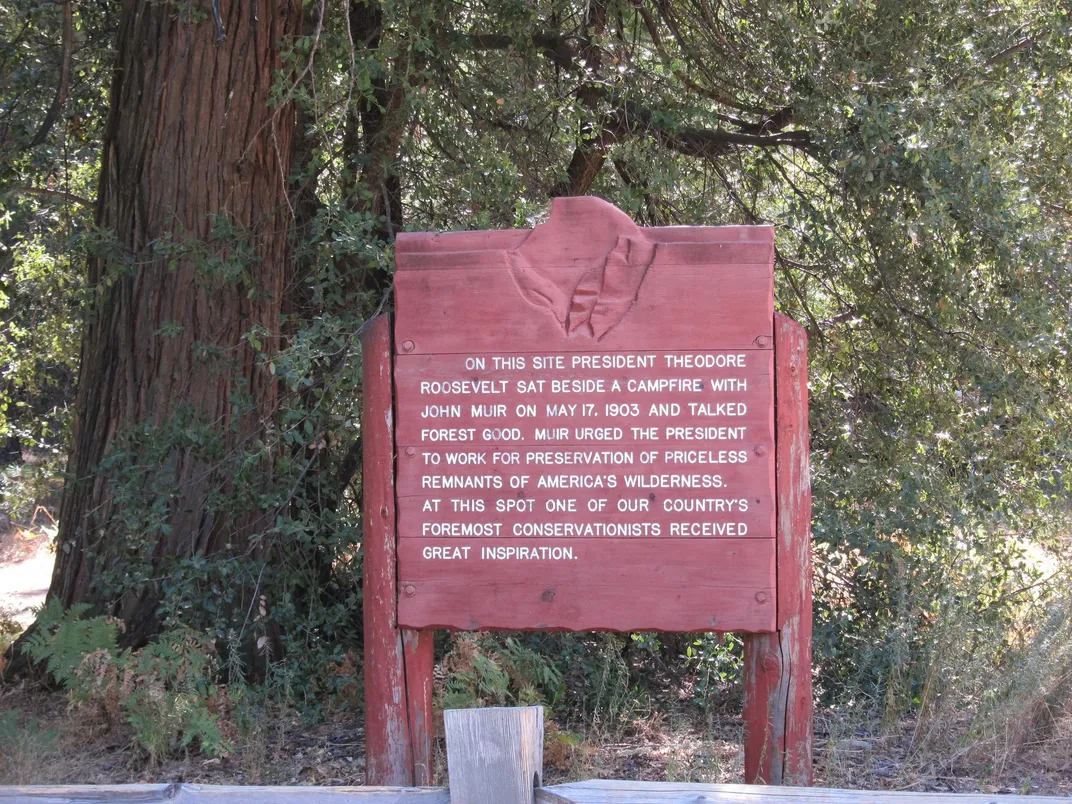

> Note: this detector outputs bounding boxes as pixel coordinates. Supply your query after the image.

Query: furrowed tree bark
[44,0,303,647]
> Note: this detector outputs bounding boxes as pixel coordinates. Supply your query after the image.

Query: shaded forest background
[1,0,1071,783]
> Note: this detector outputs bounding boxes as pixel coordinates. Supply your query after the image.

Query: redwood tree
[47,0,303,646]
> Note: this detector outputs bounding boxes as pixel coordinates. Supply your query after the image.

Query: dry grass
[815,709,1072,796]
[0,678,1070,793]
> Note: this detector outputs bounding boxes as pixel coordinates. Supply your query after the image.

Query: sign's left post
[361,314,435,786]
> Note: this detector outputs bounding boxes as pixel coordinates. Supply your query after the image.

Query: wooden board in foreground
[0,785,449,803]
[540,780,1071,802]
[4,781,1069,803]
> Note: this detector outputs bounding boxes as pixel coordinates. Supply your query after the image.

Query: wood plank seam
[773,315,813,785]
[772,317,788,786]
[401,631,418,784]
[776,315,793,788]
[392,317,417,788]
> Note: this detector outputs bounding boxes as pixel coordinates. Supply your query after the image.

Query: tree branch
[777,252,825,345]
[630,0,767,116]
[550,0,611,197]
[612,157,668,225]
[7,185,92,208]
[461,20,815,181]
[605,99,813,160]
[28,0,72,148]
[463,32,579,70]
[985,36,1034,67]
[649,0,773,116]
[948,30,1036,87]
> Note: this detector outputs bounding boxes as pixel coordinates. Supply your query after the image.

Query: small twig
[988,571,1061,608]
[777,252,824,347]
[30,506,59,528]
[380,180,394,239]
[343,0,355,113]
[240,0,324,164]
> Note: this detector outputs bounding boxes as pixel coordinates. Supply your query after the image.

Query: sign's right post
[742,312,813,785]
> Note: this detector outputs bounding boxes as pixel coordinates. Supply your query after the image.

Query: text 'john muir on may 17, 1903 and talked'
[394,349,775,563]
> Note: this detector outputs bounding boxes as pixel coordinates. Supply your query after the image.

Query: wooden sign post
[362,196,812,787]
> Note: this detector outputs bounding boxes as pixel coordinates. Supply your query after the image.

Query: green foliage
[0,0,104,472]
[682,634,743,708]
[120,629,232,762]
[439,634,564,712]
[24,600,119,689]
[25,601,232,762]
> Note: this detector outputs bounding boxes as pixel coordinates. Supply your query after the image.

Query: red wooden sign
[393,197,776,633]
[361,197,812,788]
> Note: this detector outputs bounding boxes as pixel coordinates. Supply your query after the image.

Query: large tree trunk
[46,0,302,647]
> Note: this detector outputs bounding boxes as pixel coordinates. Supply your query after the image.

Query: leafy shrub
[439,633,563,712]
[583,634,645,740]
[24,601,232,762]
[683,633,743,709]
[23,601,119,688]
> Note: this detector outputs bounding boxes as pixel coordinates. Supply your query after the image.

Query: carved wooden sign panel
[393,196,776,632]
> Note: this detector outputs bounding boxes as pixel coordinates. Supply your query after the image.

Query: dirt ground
[0,513,54,630]
[2,523,1070,794]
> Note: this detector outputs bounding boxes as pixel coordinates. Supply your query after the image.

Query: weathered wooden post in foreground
[362,196,812,788]
[444,707,544,804]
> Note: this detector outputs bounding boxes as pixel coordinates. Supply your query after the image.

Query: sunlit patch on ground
[0,513,55,629]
